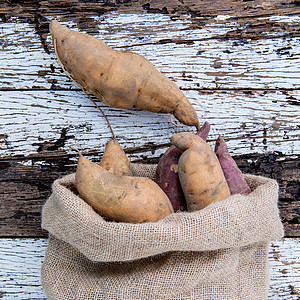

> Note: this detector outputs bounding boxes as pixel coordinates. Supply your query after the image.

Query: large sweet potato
[155,122,210,211]
[75,152,174,223]
[171,132,230,211]
[50,20,200,130]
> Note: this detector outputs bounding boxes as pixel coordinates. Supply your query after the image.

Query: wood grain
[1,90,299,157]
[0,150,299,237]
[1,0,300,23]
[0,238,299,299]
[268,239,300,299]
[1,17,300,91]
[0,0,299,297]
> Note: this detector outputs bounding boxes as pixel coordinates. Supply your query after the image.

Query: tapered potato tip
[99,139,133,176]
[50,20,64,36]
[173,101,200,130]
[50,20,72,47]
[171,132,204,151]
[196,121,210,140]
[215,135,228,155]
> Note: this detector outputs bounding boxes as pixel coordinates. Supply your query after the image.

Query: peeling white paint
[0,14,299,159]
[262,15,300,24]
[0,90,299,157]
[1,16,300,91]
[215,15,233,21]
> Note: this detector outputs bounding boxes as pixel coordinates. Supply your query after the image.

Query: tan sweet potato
[50,20,200,130]
[99,139,132,176]
[75,152,174,223]
[155,121,211,212]
[171,132,230,211]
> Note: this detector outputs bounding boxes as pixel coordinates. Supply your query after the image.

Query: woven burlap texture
[41,164,284,300]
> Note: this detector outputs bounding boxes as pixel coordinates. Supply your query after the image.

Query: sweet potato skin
[155,122,211,212]
[215,135,251,195]
[170,132,203,152]
[75,154,174,223]
[99,139,132,176]
[50,20,200,129]
[155,146,185,212]
[172,132,230,211]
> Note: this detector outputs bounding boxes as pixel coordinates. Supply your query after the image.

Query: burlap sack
[41,164,284,300]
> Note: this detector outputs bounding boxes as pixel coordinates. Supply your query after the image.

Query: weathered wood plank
[1,16,300,90]
[0,0,299,297]
[0,151,298,237]
[0,238,48,299]
[279,201,300,238]
[268,239,300,299]
[0,238,299,299]
[1,0,300,23]
[1,90,299,157]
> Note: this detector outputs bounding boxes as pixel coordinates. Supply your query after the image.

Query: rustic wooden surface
[0,2,299,238]
[0,238,299,299]
[0,0,299,298]
[0,151,299,237]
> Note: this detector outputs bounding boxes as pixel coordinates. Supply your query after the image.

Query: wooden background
[0,0,299,298]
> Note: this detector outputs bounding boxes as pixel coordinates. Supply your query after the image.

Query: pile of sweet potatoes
[73,124,250,223]
[75,140,174,223]
[50,20,251,223]
[158,127,251,213]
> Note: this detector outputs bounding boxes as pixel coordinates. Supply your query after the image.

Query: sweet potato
[171,132,230,211]
[215,135,251,195]
[155,122,210,212]
[99,139,132,176]
[195,121,211,141]
[50,20,200,130]
[155,146,185,212]
[75,152,174,223]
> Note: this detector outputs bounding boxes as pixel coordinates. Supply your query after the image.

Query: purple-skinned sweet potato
[215,135,251,195]
[155,146,185,212]
[155,122,210,212]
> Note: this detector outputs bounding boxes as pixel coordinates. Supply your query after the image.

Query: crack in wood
[1,0,300,42]
[2,87,300,92]
[34,127,74,152]
[30,12,50,54]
